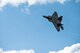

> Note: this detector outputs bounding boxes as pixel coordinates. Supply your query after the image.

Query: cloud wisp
[49,43,80,53]
[0,49,34,53]
[75,0,80,3]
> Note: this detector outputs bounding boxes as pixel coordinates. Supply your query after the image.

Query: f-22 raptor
[43,11,64,32]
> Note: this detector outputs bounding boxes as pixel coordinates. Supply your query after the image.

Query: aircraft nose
[43,16,45,17]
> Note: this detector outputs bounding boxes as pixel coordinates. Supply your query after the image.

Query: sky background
[0,0,80,53]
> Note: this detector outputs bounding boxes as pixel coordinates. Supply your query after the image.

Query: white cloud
[0,0,71,14]
[0,0,70,9]
[0,0,70,13]
[0,43,80,53]
[0,49,34,53]
[49,43,80,53]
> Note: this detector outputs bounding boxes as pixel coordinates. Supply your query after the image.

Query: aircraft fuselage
[43,11,64,31]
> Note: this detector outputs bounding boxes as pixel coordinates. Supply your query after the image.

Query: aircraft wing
[58,16,63,22]
[53,22,60,31]
[52,11,58,18]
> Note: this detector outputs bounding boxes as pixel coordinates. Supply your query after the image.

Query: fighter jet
[43,11,64,32]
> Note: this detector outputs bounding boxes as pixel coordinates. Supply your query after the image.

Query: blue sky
[0,0,80,53]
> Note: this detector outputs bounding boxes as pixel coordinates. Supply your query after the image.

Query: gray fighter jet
[43,11,64,32]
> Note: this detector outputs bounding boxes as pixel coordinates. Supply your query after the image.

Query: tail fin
[61,25,64,30]
[57,23,64,30]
